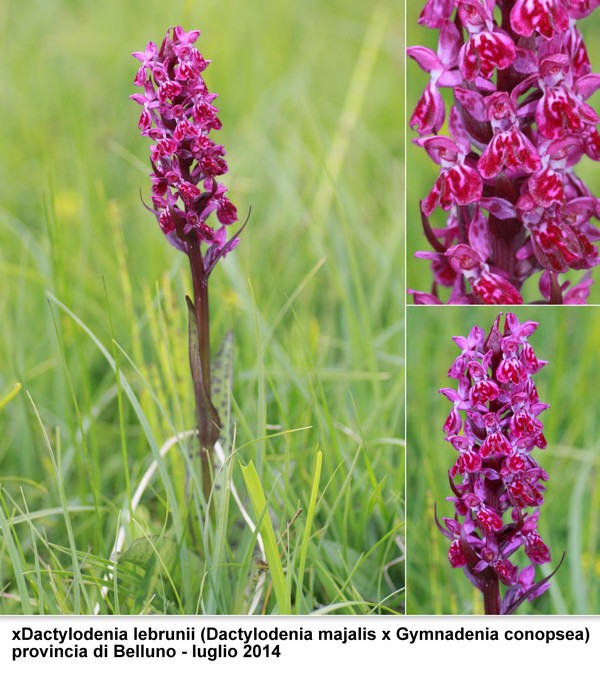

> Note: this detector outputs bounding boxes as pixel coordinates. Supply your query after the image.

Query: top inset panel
[406,1,600,305]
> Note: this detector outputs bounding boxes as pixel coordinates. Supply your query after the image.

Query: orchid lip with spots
[437,312,562,615]
[408,0,600,304]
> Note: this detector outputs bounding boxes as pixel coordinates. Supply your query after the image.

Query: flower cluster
[131,27,241,489]
[408,0,600,304]
[131,26,239,269]
[437,313,556,614]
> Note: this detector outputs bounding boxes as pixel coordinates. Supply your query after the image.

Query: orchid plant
[132,26,243,500]
[408,0,600,304]
[437,312,561,614]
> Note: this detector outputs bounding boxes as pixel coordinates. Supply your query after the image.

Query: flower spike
[438,313,556,614]
[132,26,238,269]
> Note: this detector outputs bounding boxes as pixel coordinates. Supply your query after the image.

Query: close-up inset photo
[406,2,600,304]
[407,306,600,614]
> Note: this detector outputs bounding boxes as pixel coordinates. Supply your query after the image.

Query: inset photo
[407,306,600,614]
[406,3,600,304]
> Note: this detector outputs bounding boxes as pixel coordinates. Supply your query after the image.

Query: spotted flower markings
[409,0,600,304]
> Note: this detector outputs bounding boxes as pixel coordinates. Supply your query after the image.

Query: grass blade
[240,460,289,614]
[295,450,322,613]
[0,490,33,615]
[0,382,22,410]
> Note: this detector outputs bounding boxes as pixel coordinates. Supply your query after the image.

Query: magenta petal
[562,273,594,303]
[525,531,551,564]
[173,26,201,45]
[459,30,516,82]
[468,208,490,262]
[513,46,539,74]
[567,0,600,19]
[566,26,592,78]
[418,0,455,28]
[410,80,446,134]
[478,136,507,179]
[510,0,570,38]
[407,46,441,73]
[449,106,472,156]
[422,182,442,217]
[575,73,600,100]
[407,289,444,304]
[437,19,463,66]
[529,219,583,272]
[472,272,523,305]
[417,136,459,165]
[444,163,483,207]
[479,197,518,220]
[478,508,504,533]
[448,539,467,567]
[446,244,482,272]
[455,87,488,122]
[479,129,541,179]
[527,168,564,208]
[536,86,598,139]
[437,70,464,87]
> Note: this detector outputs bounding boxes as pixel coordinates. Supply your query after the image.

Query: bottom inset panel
[406,306,600,615]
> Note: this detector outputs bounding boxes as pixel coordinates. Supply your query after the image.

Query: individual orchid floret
[409,0,600,303]
[436,313,561,615]
[536,53,599,139]
[417,108,483,216]
[476,92,541,178]
[456,0,517,81]
[446,242,523,304]
[408,20,462,133]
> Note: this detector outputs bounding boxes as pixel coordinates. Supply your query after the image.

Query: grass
[405,5,600,304]
[0,0,404,615]
[406,306,600,615]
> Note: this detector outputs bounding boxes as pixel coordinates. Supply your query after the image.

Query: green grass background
[0,0,404,614]
[406,5,600,303]
[407,306,600,614]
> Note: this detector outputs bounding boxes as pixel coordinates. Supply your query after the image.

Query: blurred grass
[406,306,600,614]
[405,5,600,303]
[0,0,404,614]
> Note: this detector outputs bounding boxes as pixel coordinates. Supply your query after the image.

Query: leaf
[211,331,234,449]
[111,536,177,568]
